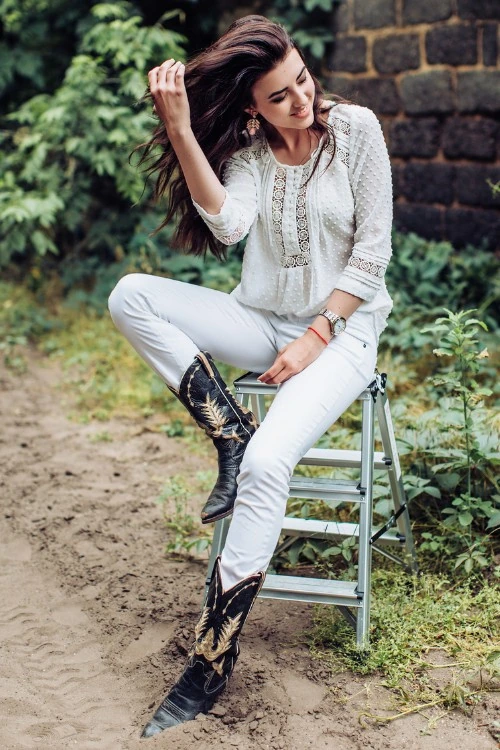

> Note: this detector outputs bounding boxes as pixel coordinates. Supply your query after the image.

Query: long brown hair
[137,15,351,260]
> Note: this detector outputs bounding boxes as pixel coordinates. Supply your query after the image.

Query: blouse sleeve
[334,106,393,303]
[191,151,259,246]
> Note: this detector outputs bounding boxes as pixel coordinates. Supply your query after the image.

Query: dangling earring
[246,112,260,136]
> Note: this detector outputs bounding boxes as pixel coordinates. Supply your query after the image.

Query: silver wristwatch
[319,308,346,337]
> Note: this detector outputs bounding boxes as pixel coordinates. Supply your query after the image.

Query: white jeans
[108,274,378,590]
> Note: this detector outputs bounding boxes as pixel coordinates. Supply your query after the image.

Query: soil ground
[0,350,498,750]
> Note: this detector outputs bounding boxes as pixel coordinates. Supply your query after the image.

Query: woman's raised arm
[148,59,226,215]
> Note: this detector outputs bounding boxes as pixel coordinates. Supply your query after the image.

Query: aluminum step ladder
[206,370,418,648]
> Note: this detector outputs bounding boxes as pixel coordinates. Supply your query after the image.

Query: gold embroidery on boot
[194,606,210,641]
[200,395,229,436]
[226,429,245,443]
[193,613,242,665]
[222,580,265,616]
[246,413,258,431]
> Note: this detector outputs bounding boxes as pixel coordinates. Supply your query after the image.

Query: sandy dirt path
[0,350,497,750]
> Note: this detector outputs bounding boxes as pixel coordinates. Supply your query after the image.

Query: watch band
[318,308,346,337]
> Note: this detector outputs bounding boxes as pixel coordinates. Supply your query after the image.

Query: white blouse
[193,101,394,337]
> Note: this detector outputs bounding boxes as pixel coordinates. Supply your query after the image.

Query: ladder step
[300,448,391,470]
[281,516,404,546]
[289,476,362,502]
[260,574,361,606]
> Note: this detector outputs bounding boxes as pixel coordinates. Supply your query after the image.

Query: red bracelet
[307,326,329,346]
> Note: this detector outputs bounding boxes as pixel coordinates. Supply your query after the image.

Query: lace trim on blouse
[238,145,267,164]
[348,254,386,278]
[222,108,351,252]
[272,167,287,259]
[282,165,311,268]
[332,116,350,136]
[220,218,246,245]
[325,117,350,167]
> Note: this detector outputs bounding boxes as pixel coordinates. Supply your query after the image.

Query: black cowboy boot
[140,556,265,738]
[173,351,258,524]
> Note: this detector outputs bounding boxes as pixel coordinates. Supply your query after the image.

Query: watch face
[333,317,346,335]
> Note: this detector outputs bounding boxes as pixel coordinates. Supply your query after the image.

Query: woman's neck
[267,127,319,166]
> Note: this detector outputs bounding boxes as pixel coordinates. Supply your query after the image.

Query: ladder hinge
[370,502,408,545]
[369,370,387,402]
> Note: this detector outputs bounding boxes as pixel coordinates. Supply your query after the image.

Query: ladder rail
[355,392,375,646]
[376,391,418,573]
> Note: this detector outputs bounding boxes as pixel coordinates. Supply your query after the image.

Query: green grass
[307,569,500,717]
[157,474,213,559]
[0,280,247,422]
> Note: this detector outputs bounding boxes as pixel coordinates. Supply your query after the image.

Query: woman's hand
[148,59,191,136]
[258,331,327,385]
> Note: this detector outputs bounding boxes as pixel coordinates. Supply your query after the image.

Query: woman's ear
[244,107,258,116]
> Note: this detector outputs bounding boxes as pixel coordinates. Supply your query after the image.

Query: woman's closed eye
[271,74,308,103]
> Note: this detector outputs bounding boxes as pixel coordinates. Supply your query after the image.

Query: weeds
[0,281,58,371]
[414,309,499,576]
[308,569,500,713]
[157,474,212,560]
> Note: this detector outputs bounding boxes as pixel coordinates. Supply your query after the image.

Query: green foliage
[410,309,500,575]
[0,280,58,370]
[157,474,212,559]
[266,0,341,62]
[383,231,500,356]
[309,570,500,710]
[0,0,88,108]
[0,2,185,270]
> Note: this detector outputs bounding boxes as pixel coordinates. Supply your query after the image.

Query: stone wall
[326,0,500,251]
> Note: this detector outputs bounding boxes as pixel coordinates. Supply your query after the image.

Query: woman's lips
[291,106,311,119]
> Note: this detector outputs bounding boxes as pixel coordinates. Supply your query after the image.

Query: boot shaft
[177,352,257,440]
[191,557,264,676]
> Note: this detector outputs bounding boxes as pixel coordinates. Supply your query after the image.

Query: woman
[108,14,393,738]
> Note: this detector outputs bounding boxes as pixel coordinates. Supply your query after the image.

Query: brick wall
[326,0,500,251]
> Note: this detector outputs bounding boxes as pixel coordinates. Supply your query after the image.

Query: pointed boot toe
[140,719,165,738]
[139,698,184,738]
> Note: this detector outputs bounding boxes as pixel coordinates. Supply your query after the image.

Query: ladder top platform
[234,372,375,400]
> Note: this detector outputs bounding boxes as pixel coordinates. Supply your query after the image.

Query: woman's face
[249,47,315,132]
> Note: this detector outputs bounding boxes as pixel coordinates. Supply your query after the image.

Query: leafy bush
[267,0,341,62]
[382,231,500,356]
[0,2,185,271]
[404,309,499,576]
[0,0,88,110]
[0,280,58,369]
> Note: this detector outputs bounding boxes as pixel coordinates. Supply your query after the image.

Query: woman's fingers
[156,60,183,91]
[148,60,172,87]
[148,59,181,90]
[147,60,188,126]
[258,357,288,384]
